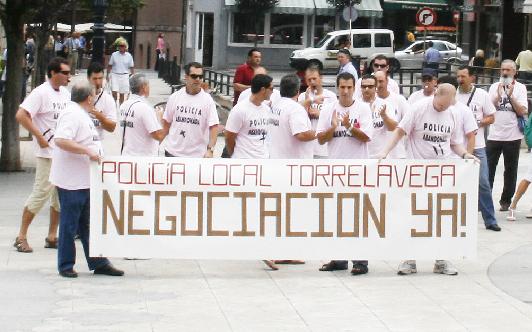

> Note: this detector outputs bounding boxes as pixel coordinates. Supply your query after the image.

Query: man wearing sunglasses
[355,55,399,99]
[408,70,437,104]
[107,41,134,106]
[14,57,71,253]
[162,62,219,158]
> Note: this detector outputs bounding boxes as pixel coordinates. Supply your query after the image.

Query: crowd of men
[11,45,530,278]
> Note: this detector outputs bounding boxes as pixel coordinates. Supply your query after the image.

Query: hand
[331,110,339,128]
[314,95,324,104]
[88,107,99,117]
[203,149,214,158]
[375,152,387,163]
[308,107,320,119]
[497,83,504,99]
[87,149,102,164]
[37,135,50,149]
[378,104,387,117]
[463,152,480,163]
[155,108,164,122]
[506,83,514,98]
[341,113,351,129]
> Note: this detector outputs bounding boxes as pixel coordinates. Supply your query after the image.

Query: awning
[383,0,449,11]
[225,0,383,17]
[523,0,532,14]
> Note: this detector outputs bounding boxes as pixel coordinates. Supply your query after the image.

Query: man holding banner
[377,83,477,276]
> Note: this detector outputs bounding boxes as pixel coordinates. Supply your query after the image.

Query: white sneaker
[526,209,532,219]
[397,260,417,275]
[507,208,517,221]
[433,260,458,275]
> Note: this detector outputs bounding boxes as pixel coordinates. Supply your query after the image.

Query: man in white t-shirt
[237,66,281,106]
[50,80,123,278]
[107,40,134,105]
[456,66,500,231]
[120,73,165,156]
[162,62,219,158]
[225,74,273,159]
[87,62,116,139]
[377,84,477,276]
[486,60,529,212]
[297,66,337,158]
[14,57,71,253]
[317,72,373,276]
[355,55,399,99]
[408,71,437,105]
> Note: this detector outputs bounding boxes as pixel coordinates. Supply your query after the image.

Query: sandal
[274,260,305,265]
[14,237,33,253]
[44,237,58,249]
[262,260,279,271]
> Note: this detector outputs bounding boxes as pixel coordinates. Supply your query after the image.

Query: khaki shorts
[25,157,60,213]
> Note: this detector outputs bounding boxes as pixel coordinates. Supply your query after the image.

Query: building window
[231,12,265,44]
[269,14,304,45]
[313,16,335,46]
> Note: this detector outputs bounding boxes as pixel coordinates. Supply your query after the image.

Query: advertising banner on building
[90,157,478,260]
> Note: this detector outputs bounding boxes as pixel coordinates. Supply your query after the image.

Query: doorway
[195,13,214,67]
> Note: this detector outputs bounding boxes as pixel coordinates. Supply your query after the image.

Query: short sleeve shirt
[451,102,478,150]
[456,86,495,149]
[408,90,433,105]
[109,51,134,74]
[20,81,71,158]
[163,88,219,157]
[233,63,254,105]
[91,90,117,139]
[487,81,528,141]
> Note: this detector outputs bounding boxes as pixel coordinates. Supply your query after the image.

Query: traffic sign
[416,7,437,27]
[342,6,358,22]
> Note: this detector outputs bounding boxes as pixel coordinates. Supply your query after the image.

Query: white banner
[90,157,478,260]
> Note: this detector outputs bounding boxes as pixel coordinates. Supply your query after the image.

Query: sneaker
[433,260,458,275]
[507,208,516,221]
[94,264,124,276]
[526,209,532,219]
[397,260,417,275]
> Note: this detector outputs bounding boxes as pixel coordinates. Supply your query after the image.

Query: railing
[156,56,182,93]
[204,69,234,96]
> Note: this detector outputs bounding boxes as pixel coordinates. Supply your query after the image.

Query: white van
[289,29,398,71]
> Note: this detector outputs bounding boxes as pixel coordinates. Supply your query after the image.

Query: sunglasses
[373,63,388,68]
[361,85,375,89]
[189,74,204,80]
[119,44,126,47]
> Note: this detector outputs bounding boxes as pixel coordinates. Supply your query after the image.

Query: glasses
[189,74,204,80]
[118,44,126,47]
[373,63,388,68]
[361,85,375,89]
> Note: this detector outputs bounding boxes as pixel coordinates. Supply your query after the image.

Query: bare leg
[510,180,530,209]
[47,207,59,241]
[112,91,118,103]
[17,207,36,240]
[119,93,125,106]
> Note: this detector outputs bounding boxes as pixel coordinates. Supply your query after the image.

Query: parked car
[394,40,468,68]
[289,29,399,72]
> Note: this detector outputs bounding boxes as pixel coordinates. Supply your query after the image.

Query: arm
[161,119,171,138]
[294,130,316,142]
[224,131,237,157]
[451,143,476,160]
[15,108,49,148]
[466,131,476,154]
[55,138,100,162]
[233,67,249,93]
[479,114,494,127]
[380,105,398,131]
[376,127,406,160]
[204,125,218,158]
[150,129,166,142]
[89,109,116,132]
[341,113,370,142]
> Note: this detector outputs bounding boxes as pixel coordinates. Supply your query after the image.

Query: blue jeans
[57,188,109,273]
[475,148,498,226]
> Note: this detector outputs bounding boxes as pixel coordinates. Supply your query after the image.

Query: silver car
[394,40,467,69]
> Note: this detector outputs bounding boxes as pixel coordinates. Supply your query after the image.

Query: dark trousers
[486,139,521,205]
[57,188,109,273]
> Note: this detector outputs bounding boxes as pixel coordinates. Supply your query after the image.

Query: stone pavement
[2,71,532,331]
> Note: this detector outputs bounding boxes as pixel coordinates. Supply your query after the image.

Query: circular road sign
[342,6,358,22]
[416,7,437,27]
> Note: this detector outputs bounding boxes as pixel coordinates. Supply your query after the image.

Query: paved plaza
[2,71,532,331]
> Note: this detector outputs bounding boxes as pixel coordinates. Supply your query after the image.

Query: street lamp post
[91,0,108,65]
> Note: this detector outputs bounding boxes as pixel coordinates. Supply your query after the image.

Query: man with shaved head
[377,83,477,276]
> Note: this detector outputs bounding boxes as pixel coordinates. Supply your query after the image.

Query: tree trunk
[34,27,52,87]
[0,2,25,171]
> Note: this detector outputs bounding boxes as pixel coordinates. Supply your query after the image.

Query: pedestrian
[77,34,86,70]
[377,83,476,276]
[119,73,165,156]
[87,62,117,139]
[337,49,358,81]
[456,66,500,231]
[487,60,529,212]
[298,66,337,159]
[507,170,532,221]
[13,57,71,253]
[155,32,166,71]
[107,40,135,106]
[233,48,262,106]
[423,41,442,77]
[264,74,316,269]
[161,62,219,158]
[317,72,373,276]
[236,66,281,106]
[355,55,399,99]
[516,44,532,81]
[68,32,79,75]
[50,79,124,278]
[54,35,64,57]
[408,70,437,104]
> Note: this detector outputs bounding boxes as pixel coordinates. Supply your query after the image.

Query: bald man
[377,83,477,276]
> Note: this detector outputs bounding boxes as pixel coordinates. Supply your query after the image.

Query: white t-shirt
[225,99,270,159]
[355,77,399,99]
[109,51,134,74]
[363,97,398,158]
[269,97,313,159]
[91,90,117,139]
[237,87,281,106]
[374,93,409,158]
[487,81,528,141]
[20,81,71,158]
[297,88,337,157]
[119,94,162,156]
[163,88,219,157]
[316,100,373,159]
[451,102,478,154]
[408,89,434,105]
[399,98,460,159]
[50,102,102,190]
[456,86,495,149]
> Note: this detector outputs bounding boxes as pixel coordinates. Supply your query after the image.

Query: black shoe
[59,269,78,278]
[94,264,124,276]
[351,264,369,275]
[486,224,501,232]
[319,261,348,271]
[499,203,510,212]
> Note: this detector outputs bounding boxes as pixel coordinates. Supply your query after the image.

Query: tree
[235,0,278,46]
